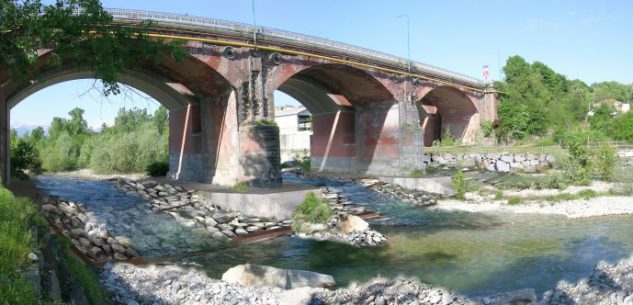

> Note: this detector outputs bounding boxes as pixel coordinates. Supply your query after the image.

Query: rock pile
[321,186,368,215]
[538,256,633,305]
[367,181,439,207]
[40,198,139,262]
[115,179,292,240]
[297,215,387,247]
[424,152,554,173]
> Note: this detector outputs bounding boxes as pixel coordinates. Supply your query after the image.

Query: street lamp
[397,14,411,104]
[251,0,258,46]
[491,51,501,81]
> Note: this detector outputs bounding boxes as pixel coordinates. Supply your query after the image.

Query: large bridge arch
[270,63,402,175]
[416,86,480,146]
[0,51,241,185]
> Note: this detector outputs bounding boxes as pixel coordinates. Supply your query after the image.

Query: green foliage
[451,170,466,199]
[409,169,424,178]
[231,182,248,193]
[292,154,311,172]
[433,128,461,147]
[292,192,332,231]
[594,144,617,181]
[497,173,568,190]
[30,106,169,174]
[481,120,494,137]
[532,173,568,190]
[9,137,41,179]
[495,191,503,200]
[591,81,633,103]
[0,188,46,305]
[253,119,278,126]
[55,237,110,305]
[146,161,170,177]
[507,196,522,205]
[0,0,185,96]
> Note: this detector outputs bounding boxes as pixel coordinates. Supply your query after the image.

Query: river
[35,174,633,297]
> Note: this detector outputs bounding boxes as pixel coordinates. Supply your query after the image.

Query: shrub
[146,161,169,177]
[577,189,598,199]
[507,197,522,205]
[9,139,41,179]
[253,119,277,126]
[495,191,503,200]
[533,173,568,190]
[410,169,424,178]
[291,192,332,232]
[481,120,494,137]
[451,170,466,199]
[292,154,311,173]
[232,182,248,193]
[497,174,535,190]
[594,144,617,181]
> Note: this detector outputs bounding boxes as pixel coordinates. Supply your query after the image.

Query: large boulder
[339,214,369,234]
[222,264,335,289]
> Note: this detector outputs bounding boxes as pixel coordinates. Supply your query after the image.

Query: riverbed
[35,173,633,297]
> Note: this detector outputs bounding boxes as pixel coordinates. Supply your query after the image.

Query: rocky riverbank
[115,179,292,239]
[99,253,633,305]
[40,197,140,262]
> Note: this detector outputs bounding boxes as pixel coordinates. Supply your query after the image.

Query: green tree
[0,0,185,95]
[591,81,633,103]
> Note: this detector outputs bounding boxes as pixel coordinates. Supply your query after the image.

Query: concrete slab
[378,176,456,196]
[154,178,321,220]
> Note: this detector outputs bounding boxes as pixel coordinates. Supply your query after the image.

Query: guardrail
[105,8,487,89]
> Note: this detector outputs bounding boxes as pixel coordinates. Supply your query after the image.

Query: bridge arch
[271,63,398,174]
[1,51,238,183]
[416,86,480,146]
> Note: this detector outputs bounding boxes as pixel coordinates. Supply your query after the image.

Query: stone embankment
[41,198,139,262]
[424,152,554,173]
[115,179,292,240]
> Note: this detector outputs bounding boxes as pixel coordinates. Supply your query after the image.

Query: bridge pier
[0,90,8,186]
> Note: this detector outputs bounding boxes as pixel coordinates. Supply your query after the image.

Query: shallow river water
[36,174,633,297]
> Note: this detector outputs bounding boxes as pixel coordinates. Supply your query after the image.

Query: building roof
[274,106,311,117]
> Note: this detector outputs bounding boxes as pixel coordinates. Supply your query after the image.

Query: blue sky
[12,0,633,129]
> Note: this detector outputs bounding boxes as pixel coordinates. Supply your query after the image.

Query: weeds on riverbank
[0,187,48,305]
[291,192,332,233]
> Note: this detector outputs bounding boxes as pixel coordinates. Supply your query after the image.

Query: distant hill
[12,123,48,137]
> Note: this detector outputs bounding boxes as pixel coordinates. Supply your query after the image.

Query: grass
[507,196,522,205]
[0,186,108,305]
[496,173,568,191]
[231,182,248,193]
[291,192,332,233]
[0,187,47,305]
[56,237,111,305]
[409,169,424,178]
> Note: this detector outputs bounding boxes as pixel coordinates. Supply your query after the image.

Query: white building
[274,106,312,162]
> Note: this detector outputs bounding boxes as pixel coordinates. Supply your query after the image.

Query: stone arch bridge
[0,9,497,187]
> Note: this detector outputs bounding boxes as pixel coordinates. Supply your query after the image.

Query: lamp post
[251,0,258,46]
[491,51,501,81]
[397,14,411,104]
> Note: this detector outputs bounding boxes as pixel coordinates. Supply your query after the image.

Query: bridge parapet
[106,8,489,90]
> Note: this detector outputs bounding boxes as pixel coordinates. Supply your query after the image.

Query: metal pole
[397,15,411,103]
[491,51,501,81]
[251,0,258,47]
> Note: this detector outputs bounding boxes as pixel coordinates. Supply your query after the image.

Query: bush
[594,144,617,181]
[533,173,568,190]
[410,169,424,178]
[451,170,466,199]
[10,139,41,179]
[231,182,248,193]
[292,154,311,173]
[291,192,332,232]
[146,161,169,177]
[577,189,598,199]
[507,196,522,205]
[481,120,494,137]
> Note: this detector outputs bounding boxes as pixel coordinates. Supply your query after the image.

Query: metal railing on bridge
[105,8,487,89]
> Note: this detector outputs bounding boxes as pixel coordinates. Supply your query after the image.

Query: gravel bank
[434,196,633,218]
[101,255,633,305]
